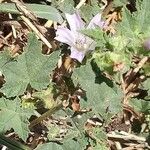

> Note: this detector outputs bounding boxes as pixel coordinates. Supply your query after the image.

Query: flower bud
[143,38,150,50]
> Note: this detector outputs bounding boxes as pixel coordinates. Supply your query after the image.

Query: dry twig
[107,131,146,142]
[76,0,86,9]
[125,56,148,85]
[21,16,52,49]
[121,57,148,103]
[11,0,52,49]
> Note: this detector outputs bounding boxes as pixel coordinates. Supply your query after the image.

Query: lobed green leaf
[72,61,122,118]
[0,97,33,141]
[1,33,59,97]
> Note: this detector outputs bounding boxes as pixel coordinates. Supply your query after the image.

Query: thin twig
[125,75,145,94]
[11,0,37,22]
[29,102,62,129]
[133,56,148,75]
[111,132,122,150]
[4,32,12,40]
[1,146,7,150]
[125,56,148,85]
[8,13,17,39]
[11,0,52,48]
[115,141,122,150]
[122,143,150,150]
[122,57,148,103]
[76,0,86,9]
[21,16,52,49]
[102,0,113,17]
[107,131,146,142]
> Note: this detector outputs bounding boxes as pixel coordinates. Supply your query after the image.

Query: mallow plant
[55,11,105,63]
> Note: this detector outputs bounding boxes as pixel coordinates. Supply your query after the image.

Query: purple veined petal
[70,47,85,63]
[73,31,86,45]
[65,11,85,32]
[87,13,105,29]
[55,27,75,46]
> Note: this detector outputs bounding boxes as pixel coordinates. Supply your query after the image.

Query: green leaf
[101,1,150,69]
[64,108,94,135]
[51,0,75,14]
[142,78,150,91]
[35,139,82,150]
[129,98,150,114]
[0,97,33,141]
[136,0,150,35]
[32,85,58,109]
[1,33,59,97]
[92,127,107,142]
[93,144,109,150]
[81,28,106,48]
[141,78,150,99]
[47,124,60,141]
[89,128,108,150]
[72,61,122,118]
[35,142,63,150]
[80,0,102,22]
[117,7,137,40]
[117,0,150,50]
[53,109,88,147]
[0,50,12,75]
[143,63,150,76]
[108,35,129,51]
[93,51,130,75]
[0,3,63,23]
[113,0,128,7]
[84,127,109,150]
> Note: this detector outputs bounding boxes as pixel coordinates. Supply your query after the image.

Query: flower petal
[87,13,105,29]
[55,27,75,46]
[65,11,85,32]
[85,36,96,50]
[70,47,85,63]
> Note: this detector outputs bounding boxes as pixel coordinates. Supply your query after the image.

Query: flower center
[75,38,88,52]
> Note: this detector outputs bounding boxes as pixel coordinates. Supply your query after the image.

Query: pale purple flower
[87,13,105,29]
[55,11,104,63]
